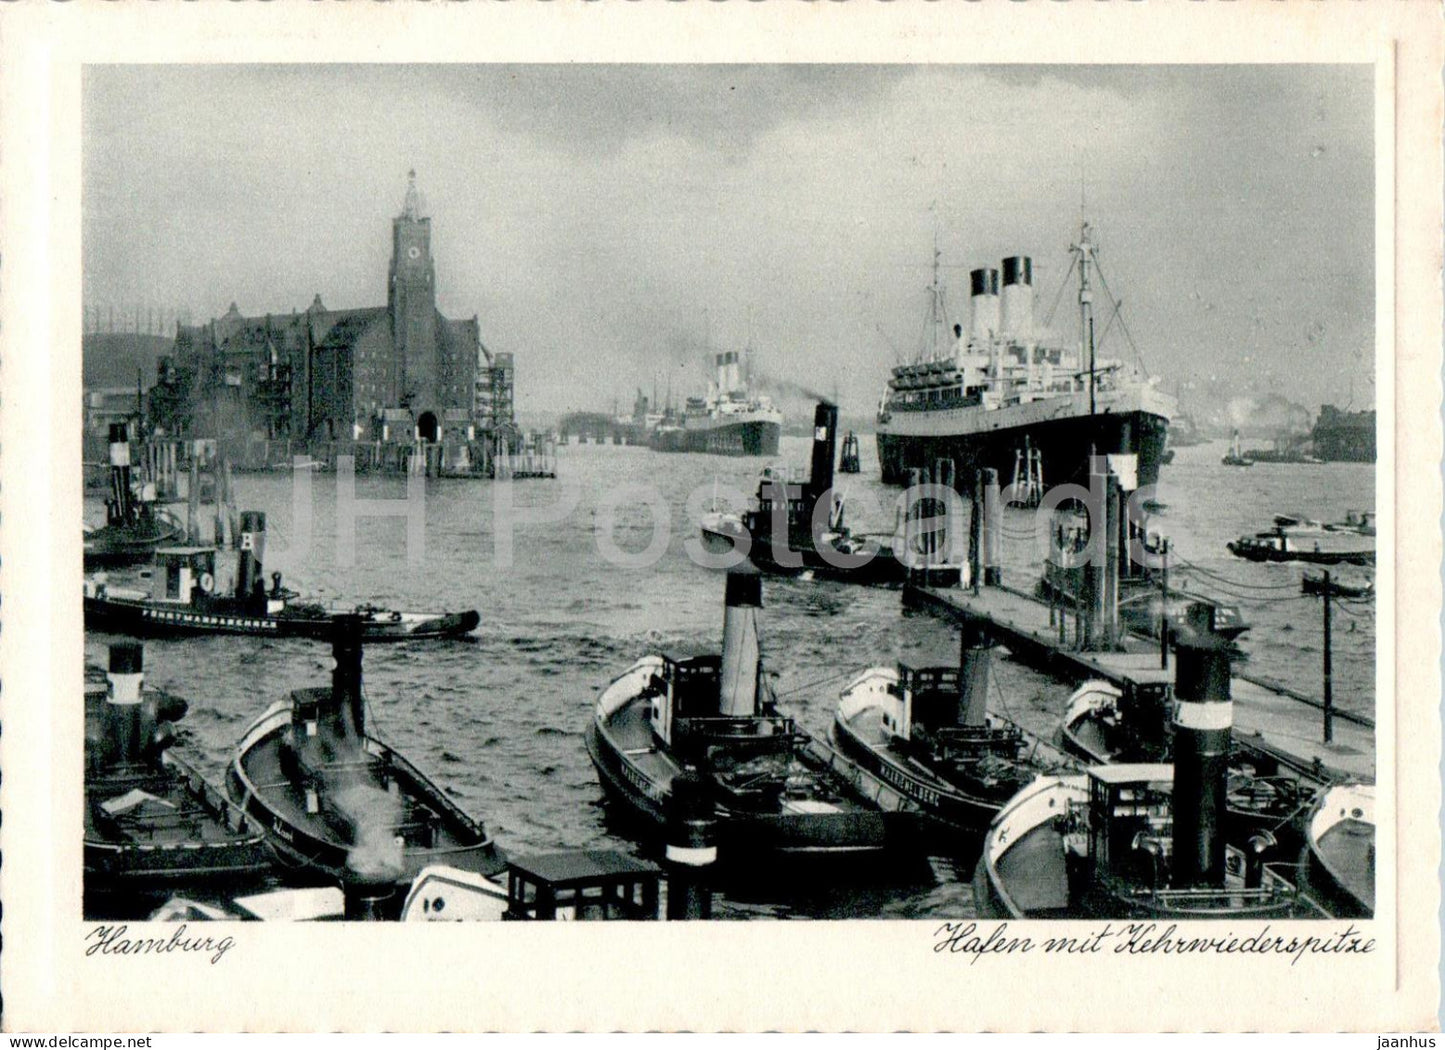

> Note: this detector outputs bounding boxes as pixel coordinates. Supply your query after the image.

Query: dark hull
[1038,570,1249,642]
[1311,427,1376,463]
[84,596,479,641]
[877,408,1168,491]
[652,419,781,457]
[830,721,1001,835]
[85,753,274,891]
[1301,823,1375,918]
[585,717,904,860]
[1227,543,1373,567]
[84,521,185,570]
[227,711,506,887]
[700,525,962,588]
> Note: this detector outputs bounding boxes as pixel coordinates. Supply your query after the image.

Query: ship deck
[905,582,1375,781]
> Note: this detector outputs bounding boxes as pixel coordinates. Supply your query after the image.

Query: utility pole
[1322,570,1334,744]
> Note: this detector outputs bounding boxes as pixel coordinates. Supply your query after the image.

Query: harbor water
[84,435,1375,919]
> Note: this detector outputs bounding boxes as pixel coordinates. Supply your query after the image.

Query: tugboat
[586,568,917,861]
[84,424,184,570]
[1227,517,1375,566]
[976,614,1332,918]
[1301,570,1373,599]
[84,511,479,641]
[700,403,964,586]
[838,431,862,474]
[85,641,272,907]
[1221,430,1255,467]
[832,613,1072,836]
[1299,783,1375,918]
[226,616,507,904]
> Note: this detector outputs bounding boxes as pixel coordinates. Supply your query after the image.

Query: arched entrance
[417,411,439,443]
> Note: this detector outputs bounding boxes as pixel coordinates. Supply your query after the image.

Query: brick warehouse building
[149,171,515,454]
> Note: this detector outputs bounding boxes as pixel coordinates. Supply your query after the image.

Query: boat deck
[905,583,1375,780]
[87,766,249,847]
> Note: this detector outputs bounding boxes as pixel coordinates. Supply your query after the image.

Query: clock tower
[388,169,439,427]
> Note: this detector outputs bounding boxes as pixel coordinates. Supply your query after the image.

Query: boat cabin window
[504,852,662,921]
[1088,773,1172,879]
[896,665,962,730]
[663,655,723,720]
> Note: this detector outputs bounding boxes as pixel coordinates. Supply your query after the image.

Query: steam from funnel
[334,781,405,886]
[719,568,762,718]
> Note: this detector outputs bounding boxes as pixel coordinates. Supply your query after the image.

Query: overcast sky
[83,64,1374,418]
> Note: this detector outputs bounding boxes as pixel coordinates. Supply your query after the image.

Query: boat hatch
[505,850,662,920]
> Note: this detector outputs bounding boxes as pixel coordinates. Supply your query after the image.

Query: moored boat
[832,614,1073,837]
[1221,430,1255,467]
[84,423,184,570]
[84,510,479,641]
[649,350,782,456]
[226,616,506,899]
[701,403,965,587]
[585,568,918,862]
[85,641,272,904]
[976,615,1331,919]
[1300,782,1375,918]
[1301,570,1373,599]
[1227,523,1375,566]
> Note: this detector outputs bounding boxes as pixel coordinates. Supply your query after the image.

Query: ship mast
[1074,221,1098,415]
[923,226,949,364]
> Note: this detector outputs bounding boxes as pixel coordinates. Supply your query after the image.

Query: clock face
[407,246,421,260]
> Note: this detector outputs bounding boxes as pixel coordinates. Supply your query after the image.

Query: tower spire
[403,168,421,220]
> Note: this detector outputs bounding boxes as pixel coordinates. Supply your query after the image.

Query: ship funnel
[331,614,367,740]
[719,568,762,718]
[714,353,728,395]
[807,402,839,504]
[1170,604,1234,888]
[105,641,145,764]
[957,614,993,728]
[106,422,134,525]
[1000,256,1034,341]
[969,268,1000,344]
[235,510,267,602]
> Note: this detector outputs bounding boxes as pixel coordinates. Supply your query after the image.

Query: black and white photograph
[2,1,1440,1035]
[77,60,1381,926]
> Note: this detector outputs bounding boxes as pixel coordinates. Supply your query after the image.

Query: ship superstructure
[876,223,1175,491]
[652,349,782,456]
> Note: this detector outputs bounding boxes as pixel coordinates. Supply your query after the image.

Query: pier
[903,580,1375,781]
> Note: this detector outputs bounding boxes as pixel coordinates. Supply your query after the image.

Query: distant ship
[651,350,782,456]
[1311,405,1376,462]
[875,223,1175,491]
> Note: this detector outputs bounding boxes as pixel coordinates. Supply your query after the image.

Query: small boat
[1060,678,1322,852]
[85,641,273,900]
[975,614,1330,919]
[226,615,507,900]
[1299,783,1375,918]
[84,424,185,570]
[838,430,862,474]
[1221,430,1255,467]
[1227,526,1374,566]
[1301,570,1374,599]
[832,614,1073,836]
[585,567,918,862]
[701,403,964,587]
[84,510,479,641]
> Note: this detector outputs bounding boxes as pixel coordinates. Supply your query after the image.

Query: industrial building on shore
[142,171,515,467]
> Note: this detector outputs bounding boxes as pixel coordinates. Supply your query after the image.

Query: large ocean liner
[651,350,783,457]
[876,223,1175,490]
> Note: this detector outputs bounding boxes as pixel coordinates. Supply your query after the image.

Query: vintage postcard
[0,0,1439,1034]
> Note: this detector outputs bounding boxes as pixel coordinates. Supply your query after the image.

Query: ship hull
[652,419,781,457]
[877,406,1169,491]
[84,595,479,642]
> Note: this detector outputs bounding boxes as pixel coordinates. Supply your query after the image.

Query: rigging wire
[1042,254,1078,331]
[1093,264,1148,376]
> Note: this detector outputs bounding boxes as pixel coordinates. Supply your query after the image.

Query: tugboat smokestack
[719,568,762,718]
[1170,604,1234,887]
[957,614,992,728]
[665,768,717,919]
[105,640,145,764]
[342,875,397,921]
[107,422,133,525]
[331,614,366,740]
[807,401,838,506]
[235,510,267,601]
